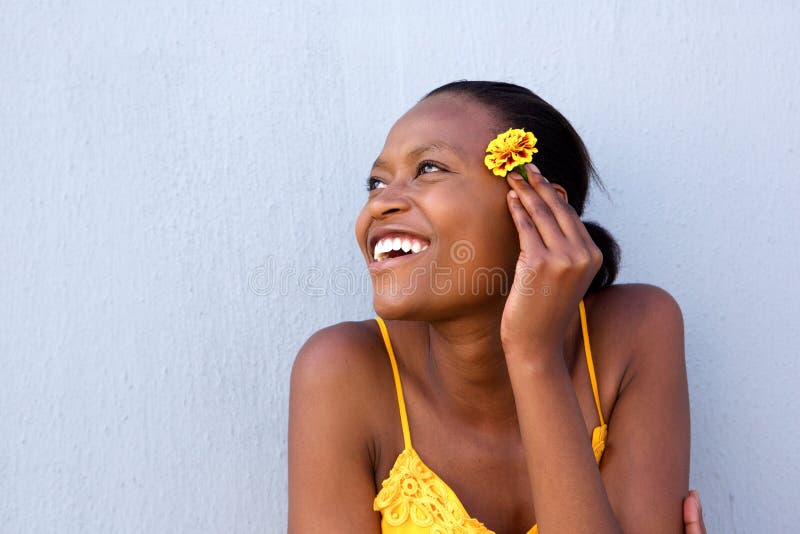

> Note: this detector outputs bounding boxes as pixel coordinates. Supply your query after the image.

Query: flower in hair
[484,128,538,180]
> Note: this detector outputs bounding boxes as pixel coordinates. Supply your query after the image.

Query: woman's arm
[504,341,622,533]
[288,323,382,533]
[599,286,690,529]
[501,165,689,532]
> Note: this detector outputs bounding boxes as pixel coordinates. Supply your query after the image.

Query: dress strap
[375,317,413,450]
[579,299,605,426]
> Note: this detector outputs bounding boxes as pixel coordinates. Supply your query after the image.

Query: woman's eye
[417,161,444,175]
[366,162,445,191]
[365,177,386,191]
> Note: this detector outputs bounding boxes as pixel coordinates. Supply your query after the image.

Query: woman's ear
[552,184,568,204]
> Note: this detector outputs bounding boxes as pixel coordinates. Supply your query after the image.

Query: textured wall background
[2,2,798,532]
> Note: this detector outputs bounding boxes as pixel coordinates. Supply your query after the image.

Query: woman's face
[355,93,524,320]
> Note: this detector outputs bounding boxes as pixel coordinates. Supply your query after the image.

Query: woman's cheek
[354,206,373,257]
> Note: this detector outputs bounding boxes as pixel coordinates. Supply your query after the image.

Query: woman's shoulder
[291,319,390,390]
[588,282,684,350]
[290,319,397,435]
[589,281,683,325]
[585,283,686,399]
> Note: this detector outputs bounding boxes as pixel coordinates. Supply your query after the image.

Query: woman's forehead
[381,94,498,158]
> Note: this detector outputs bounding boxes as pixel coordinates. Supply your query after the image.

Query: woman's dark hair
[423,81,620,295]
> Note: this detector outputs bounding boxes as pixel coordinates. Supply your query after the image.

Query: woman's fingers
[506,165,601,277]
[506,165,588,250]
[524,164,601,256]
[506,189,545,254]
[506,169,566,249]
[683,490,706,534]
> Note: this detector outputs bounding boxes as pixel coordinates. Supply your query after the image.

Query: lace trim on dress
[374,448,492,533]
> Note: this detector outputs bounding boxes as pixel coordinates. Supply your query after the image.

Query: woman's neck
[423,304,583,429]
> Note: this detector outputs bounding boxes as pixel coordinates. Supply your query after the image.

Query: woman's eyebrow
[372,142,466,170]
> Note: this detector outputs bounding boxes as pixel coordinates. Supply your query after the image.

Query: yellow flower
[484,128,538,179]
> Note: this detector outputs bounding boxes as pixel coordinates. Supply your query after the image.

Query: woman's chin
[372,294,424,321]
[371,293,496,322]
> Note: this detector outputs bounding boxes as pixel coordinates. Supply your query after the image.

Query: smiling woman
[288,81,706,533]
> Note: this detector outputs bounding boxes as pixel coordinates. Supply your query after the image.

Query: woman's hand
[683,490,707,534]
[501,164,603,357]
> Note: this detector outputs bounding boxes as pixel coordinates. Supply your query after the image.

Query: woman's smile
[367,228,432,262]
[367,229,433,272]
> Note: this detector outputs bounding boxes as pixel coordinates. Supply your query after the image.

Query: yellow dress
[373,299,607,534]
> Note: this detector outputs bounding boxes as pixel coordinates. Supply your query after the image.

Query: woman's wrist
[503,343,568,377]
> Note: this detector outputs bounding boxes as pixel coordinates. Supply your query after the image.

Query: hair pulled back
[424,81,621,295]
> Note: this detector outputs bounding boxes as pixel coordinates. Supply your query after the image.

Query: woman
[289,81,706,533]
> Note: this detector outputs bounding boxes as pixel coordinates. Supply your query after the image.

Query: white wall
[2,2,798,532]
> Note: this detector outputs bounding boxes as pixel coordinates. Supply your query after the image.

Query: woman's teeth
[373,236,429,261]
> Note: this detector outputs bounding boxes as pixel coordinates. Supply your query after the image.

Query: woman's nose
[368,186,412,219]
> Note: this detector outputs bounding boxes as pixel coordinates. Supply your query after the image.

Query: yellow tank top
[372,299,607,534]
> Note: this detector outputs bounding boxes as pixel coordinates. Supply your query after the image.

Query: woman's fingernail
[509,190,519,198]
[510,172,523,180]
[528,164,548,182]
[528,163,550,184]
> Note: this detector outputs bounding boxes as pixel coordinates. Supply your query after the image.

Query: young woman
[289,81,706,533]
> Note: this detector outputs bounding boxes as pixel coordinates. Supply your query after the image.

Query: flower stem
[513,165,528,182]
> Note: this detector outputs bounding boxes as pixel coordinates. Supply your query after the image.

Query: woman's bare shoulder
[291,319,391,397]
[598,281,682,333]
[588,282,683,343]
[587,283,686,395]
[590,281,682,317]
[289,319,397,471]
